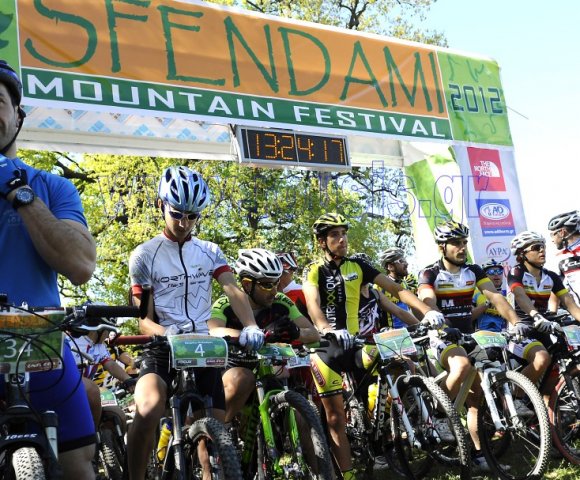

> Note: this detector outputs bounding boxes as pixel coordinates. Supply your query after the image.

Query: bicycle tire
[256,390,333,480]
[390,375,471,480]
[478,370,550,480]
[99,428,124,480]
[548,372,580,464]
[340,392,374,479]
[185,416,242,479]
[11,447,46,480]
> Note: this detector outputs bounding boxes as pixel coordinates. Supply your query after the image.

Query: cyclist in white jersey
[548,210,580,306]
[127,166,264,480]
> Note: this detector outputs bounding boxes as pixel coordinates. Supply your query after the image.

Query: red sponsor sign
[468,147,506,192]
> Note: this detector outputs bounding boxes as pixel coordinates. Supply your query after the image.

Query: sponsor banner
[453,146,527,266]
[476,198,516,237]
[404,142,525,269]
[0,0,512,145]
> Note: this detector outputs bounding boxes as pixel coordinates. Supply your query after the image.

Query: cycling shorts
[508,330,549,362]
[309,336,378,397]
[139,345,225,410]
[0,344,96,452]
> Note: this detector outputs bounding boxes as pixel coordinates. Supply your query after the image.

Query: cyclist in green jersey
[303,213,445,479]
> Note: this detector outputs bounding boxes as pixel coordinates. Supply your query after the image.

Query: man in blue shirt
[0,60,97,478]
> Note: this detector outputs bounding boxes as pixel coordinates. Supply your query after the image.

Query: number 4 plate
[167,334,228,369]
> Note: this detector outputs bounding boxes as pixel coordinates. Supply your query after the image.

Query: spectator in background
[473,260,508,332]
[277,251,309,318]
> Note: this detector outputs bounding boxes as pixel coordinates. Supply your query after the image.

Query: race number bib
[0,310,65,373]
[168,334,228,368]
[373,328,416,360]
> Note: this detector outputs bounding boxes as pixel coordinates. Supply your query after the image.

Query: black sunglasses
[255,280,280,291]
[525,243,545,253]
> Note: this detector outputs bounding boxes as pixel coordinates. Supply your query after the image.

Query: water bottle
[157,418,172,461]
[367,382,378,416]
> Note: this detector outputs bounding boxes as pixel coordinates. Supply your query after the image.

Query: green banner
[438,52,512,146]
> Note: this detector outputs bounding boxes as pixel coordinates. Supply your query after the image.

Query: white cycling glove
[533,314,552,333]
[423,310,445,329]
[330,329,355,350]
[164,324,182,336]
[240,325,265,351]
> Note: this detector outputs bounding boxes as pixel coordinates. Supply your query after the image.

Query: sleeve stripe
[213,265,232,279]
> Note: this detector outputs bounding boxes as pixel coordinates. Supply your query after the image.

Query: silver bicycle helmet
[547,210,579,232]
[236,248,283,281]
[379,247,405,268]
[510,231,545,256]
[481,259,501,271]
[433,221,470,244]
[276,252,298,270]
[158,166,210,213]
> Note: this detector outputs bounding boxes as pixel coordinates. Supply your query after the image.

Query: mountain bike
[343,328,471,480]
[515,313,580,464]
[412,325,550,480]
[227,339,333,480]
[0,295,147,480]
[115,334,242,479]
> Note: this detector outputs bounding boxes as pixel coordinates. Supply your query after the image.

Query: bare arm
[376,290,419,325]
[293,315,321,343]
[104,359,131,382]
[303,283,331,332]
[12,197,96,284]
[417,285,439,312]
[374,273,433,316]
[131,290,166,336]
[548,292,560,313]
[480,281,520,326]
[218,271,258,328]
[560,293,580,322]
[510,285,538,318]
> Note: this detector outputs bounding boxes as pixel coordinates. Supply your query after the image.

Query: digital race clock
[235,126,350,171]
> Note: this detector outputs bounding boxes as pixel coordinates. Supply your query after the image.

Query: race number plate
[167,334,228,368]
[257,343,297,364]
[287,353,310,369]
[100,389,118,407]
[0,310,65,373]
[373,328,417,360]
[563,325,580,349]
[471,330,507,349]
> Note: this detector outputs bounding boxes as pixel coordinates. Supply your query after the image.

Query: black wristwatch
[12,186,35,210]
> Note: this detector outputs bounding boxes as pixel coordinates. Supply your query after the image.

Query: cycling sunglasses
[255,280,280,291]
[525,243,545,253]
[165,205,200,221]
[485,267,504,276]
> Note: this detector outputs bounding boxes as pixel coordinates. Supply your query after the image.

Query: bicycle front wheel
[185,417,242,479]
[98,428,124,480]
[11,447,47,480]
[548,372,580,464]
[390,375,471,480]
[256,390,333,480]
[478,370,550,480]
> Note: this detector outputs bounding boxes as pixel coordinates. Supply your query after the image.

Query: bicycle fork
[480,366,517,431]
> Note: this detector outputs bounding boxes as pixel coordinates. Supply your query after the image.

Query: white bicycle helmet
[379,247,405,268]
[158,166,210,213]
[236,248,283,281]
[547,210,579,232]
[510,231,545,256]
[276,252,298,270]
[433,221,469,244]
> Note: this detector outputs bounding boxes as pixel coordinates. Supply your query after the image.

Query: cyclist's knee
[223,367,255,395]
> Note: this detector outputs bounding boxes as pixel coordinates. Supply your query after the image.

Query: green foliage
[208,0,447,45]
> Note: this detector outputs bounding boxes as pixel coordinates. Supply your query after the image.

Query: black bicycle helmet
[312,213,349,237]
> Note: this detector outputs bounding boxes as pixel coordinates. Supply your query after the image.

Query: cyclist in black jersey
[508,231,580,399]
[418,220,522,471]
[303,213,445,479]
[210,248,319,423]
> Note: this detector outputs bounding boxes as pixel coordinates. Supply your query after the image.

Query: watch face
[16,187,34,204]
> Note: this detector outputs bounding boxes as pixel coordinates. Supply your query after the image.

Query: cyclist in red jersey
[547,210,580,306]
[276,251,309,318]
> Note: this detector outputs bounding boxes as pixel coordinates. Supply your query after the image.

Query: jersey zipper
[178,243,196,332]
